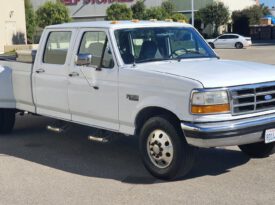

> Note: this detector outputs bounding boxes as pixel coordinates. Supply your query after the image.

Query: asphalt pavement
[0,45,275,205]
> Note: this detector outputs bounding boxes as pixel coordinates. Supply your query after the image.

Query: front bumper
[181,113,275,148]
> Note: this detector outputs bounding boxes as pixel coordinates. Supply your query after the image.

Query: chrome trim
[229,81,275,115]
[185,132,263,148]
[181,112,275,133]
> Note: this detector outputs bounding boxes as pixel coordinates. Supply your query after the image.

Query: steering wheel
[170,48,188,58]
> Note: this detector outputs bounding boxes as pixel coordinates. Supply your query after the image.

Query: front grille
[230,82,275,115]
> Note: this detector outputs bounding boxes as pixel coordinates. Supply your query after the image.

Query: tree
[171,13,187,22]
[161,0,175,15]
[36,1,71,28]
[144,7,169,20]
[260,3,271,16]
[25,0,36,43]
[106,3,133,20]
[232,4,270,36]
[199,2,230,35]
[131,0,146,20]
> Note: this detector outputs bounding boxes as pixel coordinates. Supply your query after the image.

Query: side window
[78,31,114,68]
[218,35,227,39]
[43,31,72,65]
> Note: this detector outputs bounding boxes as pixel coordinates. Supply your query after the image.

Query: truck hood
[140,59,275,88]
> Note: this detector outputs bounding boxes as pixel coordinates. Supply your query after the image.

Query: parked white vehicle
[207,34,252,49]
[0,21,274,180]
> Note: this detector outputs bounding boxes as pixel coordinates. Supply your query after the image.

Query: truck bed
[0,58,35,113]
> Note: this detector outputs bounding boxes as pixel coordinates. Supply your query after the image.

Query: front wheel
[139,116,196,180]
[0,109,16,134]
[239,142,275,158]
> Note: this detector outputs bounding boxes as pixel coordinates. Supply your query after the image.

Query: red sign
[62,0,134,5]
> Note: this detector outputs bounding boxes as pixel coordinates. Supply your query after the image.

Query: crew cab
[0,21,274,180]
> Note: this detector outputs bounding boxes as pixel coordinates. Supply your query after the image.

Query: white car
[207,34,252,49]
[0,21,274,180]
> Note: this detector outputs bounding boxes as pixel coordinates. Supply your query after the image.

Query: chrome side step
[46,120,69,133]
[47,125,64,133]
[88,136,109,143]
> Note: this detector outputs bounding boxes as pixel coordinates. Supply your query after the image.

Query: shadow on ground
[0,115,253,184]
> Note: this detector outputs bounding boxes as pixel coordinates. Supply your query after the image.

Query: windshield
[114,27,216,64]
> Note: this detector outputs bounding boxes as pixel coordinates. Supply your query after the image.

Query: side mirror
[75,53,92,66]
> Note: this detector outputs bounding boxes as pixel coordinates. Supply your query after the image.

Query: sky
[260,0,275,8]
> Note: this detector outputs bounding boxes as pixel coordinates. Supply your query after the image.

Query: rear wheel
[139,116,196,180]
[0,109,16,134]
[235,42,243,49]
[209,42,215,49]
[239,142,275,158]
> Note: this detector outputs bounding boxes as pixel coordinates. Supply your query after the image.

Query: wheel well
[134,107,181,136]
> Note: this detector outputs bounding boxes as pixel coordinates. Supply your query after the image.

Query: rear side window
[218,35,228,39]
[43,31,72,65]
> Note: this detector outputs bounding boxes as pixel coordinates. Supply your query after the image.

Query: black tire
[209,42,215,49]
[0,109,16,134]
[235,42,243,49]
[239,142,275,158]
[139,116,196,180]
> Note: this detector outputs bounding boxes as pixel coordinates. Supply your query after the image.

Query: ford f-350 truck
[0,21,274,180]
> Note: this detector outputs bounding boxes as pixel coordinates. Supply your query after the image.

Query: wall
[32,0,165,21]
[218,0,258,12]
[0,0,27,53]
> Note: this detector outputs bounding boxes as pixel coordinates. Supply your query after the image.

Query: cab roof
[46,20,192,30]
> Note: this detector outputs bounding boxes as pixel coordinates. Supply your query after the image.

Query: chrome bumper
[181,113,275,148]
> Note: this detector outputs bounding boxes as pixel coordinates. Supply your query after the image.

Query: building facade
[175,0,259,14]
[0,0,27,53]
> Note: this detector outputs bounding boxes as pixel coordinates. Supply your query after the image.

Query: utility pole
[191,0,194,26]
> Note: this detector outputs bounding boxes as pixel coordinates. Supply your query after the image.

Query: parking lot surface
[0,45,275,205]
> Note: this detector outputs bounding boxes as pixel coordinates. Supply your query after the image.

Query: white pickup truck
[0,21,275,180]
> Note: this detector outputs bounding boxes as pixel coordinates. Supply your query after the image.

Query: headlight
[191,90,230,114]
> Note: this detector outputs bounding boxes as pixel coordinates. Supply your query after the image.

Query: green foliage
[25,0,36,43]
[106,3,133,20]
[232,4,270,36]
[171,13,187,22]
[131,0,146,20]
[198,2,230,35]
[36,1,71,28]
[144,7,169,20]
[161,0,175,15]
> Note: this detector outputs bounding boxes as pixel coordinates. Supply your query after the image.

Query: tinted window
[43,32,71,65]
[231,35,239,39]
[115,27,216,64]
[218,35,228,39]
[78,31,114,68]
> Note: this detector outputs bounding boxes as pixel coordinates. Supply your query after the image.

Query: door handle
[68,72,79,77]
[36,69,45,74]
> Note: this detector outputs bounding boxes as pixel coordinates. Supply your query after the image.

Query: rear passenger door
[33,29,76,120]
[215,35,227,48]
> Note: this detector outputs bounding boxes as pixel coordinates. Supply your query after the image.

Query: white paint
[1,21,275,137]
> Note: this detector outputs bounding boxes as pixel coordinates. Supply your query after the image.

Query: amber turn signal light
[191,104,230,114]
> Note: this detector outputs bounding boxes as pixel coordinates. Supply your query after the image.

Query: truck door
[68,29,119,130]
[33,29,75,120]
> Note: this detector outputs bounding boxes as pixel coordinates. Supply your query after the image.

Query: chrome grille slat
[230,82,275,115]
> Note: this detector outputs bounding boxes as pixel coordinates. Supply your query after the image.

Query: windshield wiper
[135,58,172,64]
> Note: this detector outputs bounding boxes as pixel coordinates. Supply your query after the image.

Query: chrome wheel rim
[146,129,174,169]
